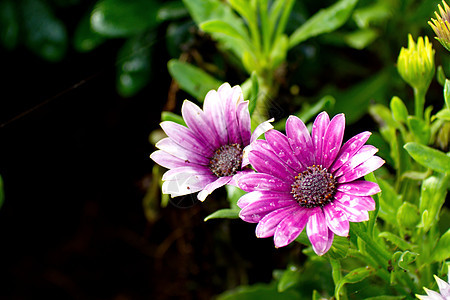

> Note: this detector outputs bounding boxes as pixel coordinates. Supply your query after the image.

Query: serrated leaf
[335,267,374,300]
[431,228,450,262]
[167,59,223,101]
[390,96,409,124]
[161,112,186,126]
[21,0,67,61]
[289,0,358,48]
[73,12,105,52]
[404,143,450,173]
[204,208,239,221]
[116,33,154,97]
[91,0,160,37]
[379,232,412,251]
[0,0,19,50]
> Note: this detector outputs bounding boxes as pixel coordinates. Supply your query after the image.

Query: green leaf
[200,19,250,44]
[226,185,246,210]
[157,1,188,21]
[396,202,420,232]
[91,0,161,37]
[204,208,239,221]
[218,283,300,300]
[379,232,412,251]
[242,50,260,74]
[418,175,448,232]
[278,265,301,292]
[73,12,105,52]
[407,116,430,145]
[435,108,450,121]
[335,267,374,300]
[436,65,446,86]
[161,112,186,126]
[343,28,378,50]
[404,142,450,173]
[289,0,358,48]
[376,178,402,225]
[390,96,409,124]
[352,2,393,28]
[269,34,289,69]
[324,235,350,260]
[0,0,19,50]
[249,72,259,116]
[445,79,450,109]
[397,251,418,270]
[167,59,223,101]
[21,0,67,61]
[370,104,399,130]
[431,228,450,262]
[116,33,154,97]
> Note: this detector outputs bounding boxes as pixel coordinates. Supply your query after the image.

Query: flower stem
[329,258,348,300]
[413,87,426,119]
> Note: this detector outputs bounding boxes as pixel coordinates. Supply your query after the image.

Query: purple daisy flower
[237,112,384,256]
[150,83,273,201]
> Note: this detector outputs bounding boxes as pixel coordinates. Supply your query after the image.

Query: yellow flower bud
[429,1,450,52]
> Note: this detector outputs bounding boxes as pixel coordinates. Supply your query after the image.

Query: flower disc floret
[209,144,243,177]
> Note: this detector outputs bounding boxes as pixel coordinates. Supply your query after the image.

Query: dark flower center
[291,165,336,208]
[209,144,243,177]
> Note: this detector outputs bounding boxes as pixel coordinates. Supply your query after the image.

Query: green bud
[397,35,435,92]
[429,1,450,52]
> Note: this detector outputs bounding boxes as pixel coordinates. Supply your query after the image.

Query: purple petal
[162,166,212,181]
[435,276,450,298]
[334,201,369,222]
[162,173,214,197]
[322,114,345,168]
[238,173,292,192]
[151,150,203,169]
[330,131,372,173]
[286,116,315,166]
[197,176,232,201]
[181,100,221,149]
[221,85,242,144]
[237,190,294,208]
[237,101,252,146]
[337,180,381,196]
[203,90,228,145]
[250,118,274,143]
[265,129,304,172]
[249,150,296,181]
[323,203,349,236]
[274,208,310,247]
[311,112,330,166]
[334,145,378,177]
[156,138,210,165]
[242,139,267,167]
[334,192,376,211]
[337,156,385,183]
[255,206,299,238]
[323,229,334,254]
[240,194,297,223]
[229,169,254,187]
[306,207,329,255]
[160,121,213,157]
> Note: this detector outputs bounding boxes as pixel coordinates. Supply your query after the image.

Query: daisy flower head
[416,267,450,300]
[237,112,384,256]
[150,83,273,202]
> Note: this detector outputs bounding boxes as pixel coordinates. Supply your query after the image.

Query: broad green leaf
[167,59,223,101]
[73,13,105,52]
[418,175,448,232]
[390,96,409,124]
[431,228,450,262]
[379,232,412,251]
[278,265,301,292]
[200,20,250,44]
[91,0,160,37]
[445,79,450,109]
[404,142,450,173]
[376,178,401,225]
[370,104,399,130]
[229,0,255,26]
[21,0,67,61]
[401,170,431,181]
[157,1,188,21]
[407,116,430,145]
[435,108,450,121]
[269,34,289,69]
[204,208,239,221]
[352,2,393,28]
[289,0,358,48]
[249,72,259,116]
[218,283,300,300]
[161,112,186,126]
[0,0,19,50]
[343,28,378,50]
[335,267,374,300]
[116,33,154,97]
[182,0,248,59]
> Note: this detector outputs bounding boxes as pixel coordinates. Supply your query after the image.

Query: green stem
[258,0,270,56]
[329,258,348,300]
[413,87,426,119]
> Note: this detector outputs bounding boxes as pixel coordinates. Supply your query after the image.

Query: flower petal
[334,201,369,222]
[238,173,292,192]
[162,173,214,197]
[323,203,349,236]
[334,192,376,211]
[323,229,334,254]
[250,118,274,143]
[181,100,220,149]
[306,208,329,256]
[286,116,314,166]
[160,121,213,157]
[322,114,345,168]
[156,138,210,165]
[255,206,299,238]
[337,156,385,183]
[337,180,381,196]
[237,191,294,209]
[249,149,296,181]
[237,101,251,146]
[265,129,304,172]
[162,166,212,181]
[423,288,445,300]
[311,112,330,166]
[334,145,378,177]
[203,90,228,145]
[274,208,310,247]
[330,131,371,173]
[435,275,450,298]
[197,176,232,201]
[240,194,297,223]
[221,85,242,144]
[151,150,203,169]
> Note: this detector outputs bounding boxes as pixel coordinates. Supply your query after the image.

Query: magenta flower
[150,83,273,201]
[237,112,384,256]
